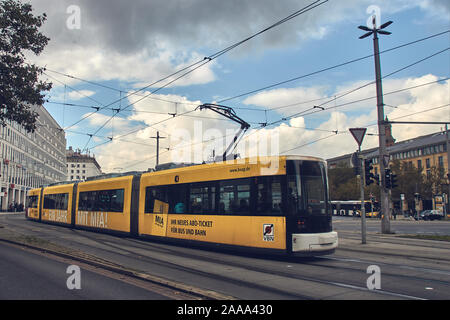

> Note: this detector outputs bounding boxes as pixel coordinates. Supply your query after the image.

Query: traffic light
[385,169,392,189]
[351,152,361,175]
[364,159,376,186]
[384,168,398,189]
[390,172,398,189]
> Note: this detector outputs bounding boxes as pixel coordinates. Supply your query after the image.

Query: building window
[438,156,444,167]
[426,158,430,169]
[417,160,422,169]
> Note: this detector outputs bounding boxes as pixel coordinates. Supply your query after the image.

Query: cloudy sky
[27,0,450,172]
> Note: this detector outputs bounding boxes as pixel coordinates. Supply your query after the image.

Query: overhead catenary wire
[43,29,449,117]
[218,29,450,105]
[58,0,329,148]
[74,0,330,152]
[279,102,450,155]
[43,27,450,154]
[39,18,448,165]
[83,43,450,155]
[87,72,450,165]
[261,47,450,129]
[44,74,449,147]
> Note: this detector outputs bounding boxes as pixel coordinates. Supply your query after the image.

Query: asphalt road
[1,213,450,300]
[0,241,170,300]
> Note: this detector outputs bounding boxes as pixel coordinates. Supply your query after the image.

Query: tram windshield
[286,160,332,233]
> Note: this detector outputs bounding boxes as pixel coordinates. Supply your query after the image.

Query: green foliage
[328,163,360,200]
[0,0,52,132]
[329,159,447,203]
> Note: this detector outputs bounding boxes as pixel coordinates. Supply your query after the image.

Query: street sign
[349,128,367,147]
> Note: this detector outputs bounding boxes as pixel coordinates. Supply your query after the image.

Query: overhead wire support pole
[196,104,250,162]
[359,17,393,234]
[150,131,166,167]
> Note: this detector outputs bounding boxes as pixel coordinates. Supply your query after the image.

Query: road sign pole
[349,128,367,244]
[360,150,367,244]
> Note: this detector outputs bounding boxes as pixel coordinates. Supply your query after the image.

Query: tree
[328,163,360,200]
[390,160,424,203]
[423,166,447,198]
[0,0,52,132]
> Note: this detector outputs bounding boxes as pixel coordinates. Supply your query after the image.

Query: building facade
[0,105,67,210]
[327,129,449,212]
[66,147,102,181]
[328,129,449,178]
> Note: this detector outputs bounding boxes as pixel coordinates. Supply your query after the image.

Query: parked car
[417,210,444,221]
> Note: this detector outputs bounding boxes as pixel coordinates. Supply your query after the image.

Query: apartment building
[328,129,449,178]
[66,147,102,181]
[0,105,67,210]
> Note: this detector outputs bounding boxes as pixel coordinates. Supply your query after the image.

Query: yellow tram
[26,156,338,256]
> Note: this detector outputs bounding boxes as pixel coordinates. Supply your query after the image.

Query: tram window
[219,180,250,215]
[168,184,188,214]
[188,184,215,214]
[287,160,328,216]
[79,189,124,212]
[26,195,39,208]
[256,177,282,215]
[43,193,69,210]
[144,186,168,213]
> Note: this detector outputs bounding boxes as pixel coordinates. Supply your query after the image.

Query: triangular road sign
[349,128,367,147]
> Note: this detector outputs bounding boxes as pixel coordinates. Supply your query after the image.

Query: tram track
[2,214,448,300]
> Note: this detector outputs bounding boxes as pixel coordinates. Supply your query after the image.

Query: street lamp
[358,16,393,234]
[358,19,393,39]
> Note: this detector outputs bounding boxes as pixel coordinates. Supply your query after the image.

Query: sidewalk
[0,211,24,215]
[336,229,450,263]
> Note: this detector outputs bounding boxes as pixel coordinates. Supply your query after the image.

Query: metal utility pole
[150,131,166,167]
[359,17,393,234]
[446,124,450,220]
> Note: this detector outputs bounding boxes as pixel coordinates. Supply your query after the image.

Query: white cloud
[237,74,449,161]
[90,74,448,172]
[67,90,96,100]
[31,46,216,89]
